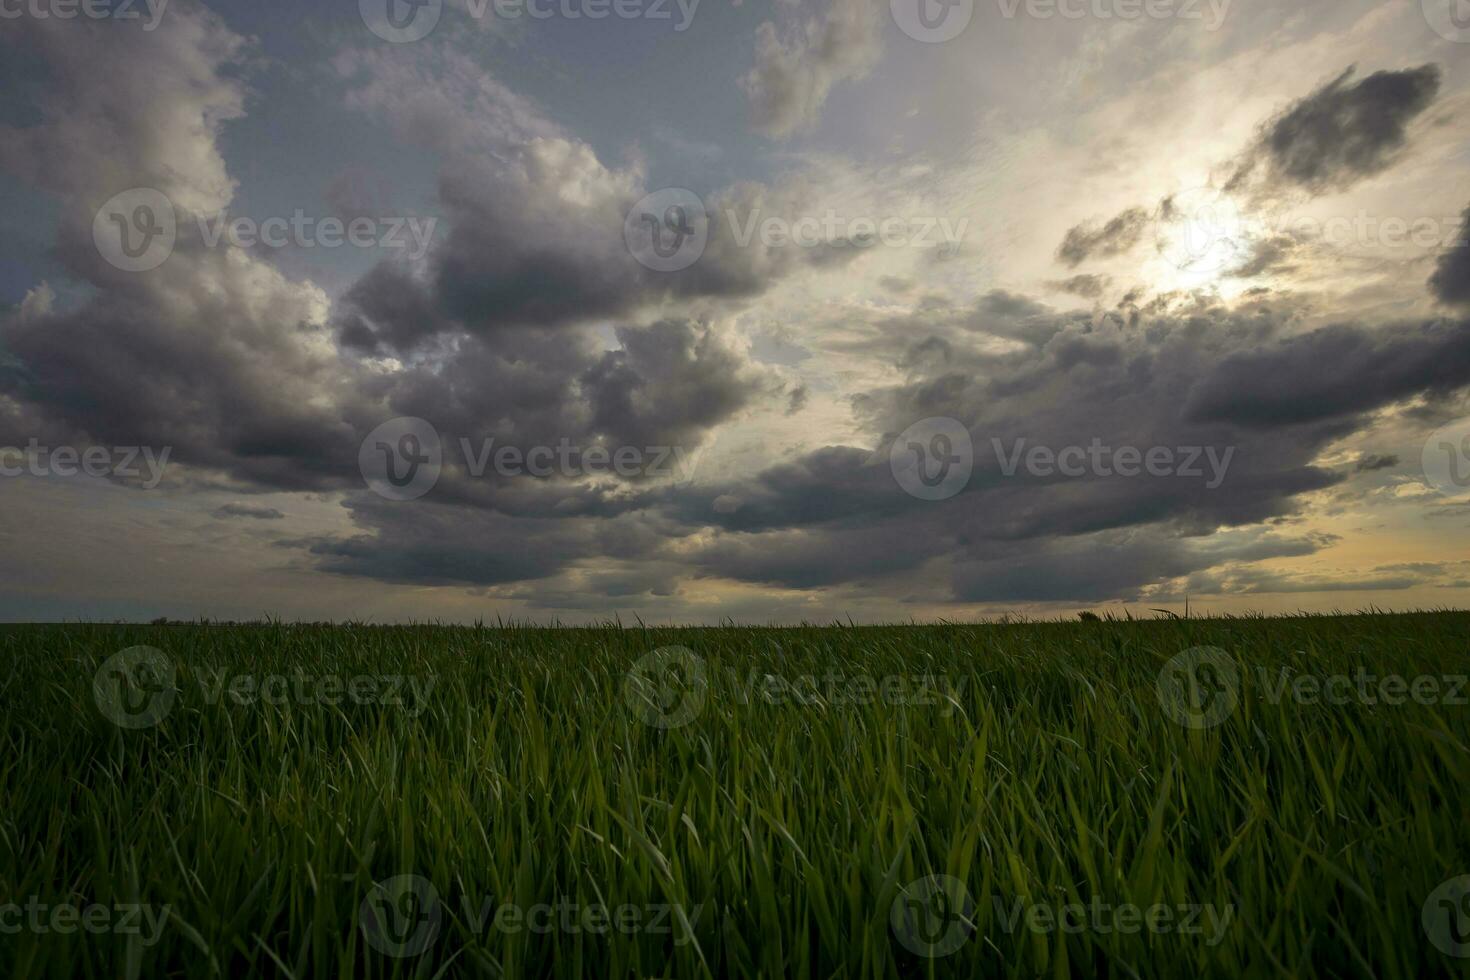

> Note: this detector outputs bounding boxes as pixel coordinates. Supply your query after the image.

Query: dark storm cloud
[582,319,769,450]
[657,295,1470,598]
[951,529,1324,603]
[329,45,872,356]
[0,262,365,491]
[690,523,938,589]
[1056,207,1150,267]
[1226,64,1441,196]
[0,12,772,596]
[4,10,1465,612]
[0,11,365,491]
[1429,206,1470,310]
[1353,453,1399,473]
[1183,319,1470,429]
[371,318,767,489]
[214,503,287,520]
[337,168,864,355]
[303,493,679,589]
[307,499,594,587]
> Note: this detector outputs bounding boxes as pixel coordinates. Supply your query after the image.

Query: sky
[1,0,1469,623]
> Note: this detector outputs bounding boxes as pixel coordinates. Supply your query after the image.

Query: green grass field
[2,612,1468,978]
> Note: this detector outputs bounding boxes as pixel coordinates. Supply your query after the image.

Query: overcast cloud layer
[1,0,1468,623]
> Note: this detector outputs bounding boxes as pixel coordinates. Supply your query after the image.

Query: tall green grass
[1,613,1467,978]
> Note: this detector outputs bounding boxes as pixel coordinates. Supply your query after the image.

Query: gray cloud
[1183,319,1470,429]
[1353,453,1399,473]
[4,8,1467,617]
[213,503,287,520]
[1047,274,1111,299]
[0,15,773,598]
[1429,205,1470,310]
[787,385,809,415]
[1227,234,1301,279]
[337,167,854,355]
[0,12,364,491]
[740,0,881,139]
[1056,207,1149,267]
[652,293,1470,598]
[1226,64,1441,196]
